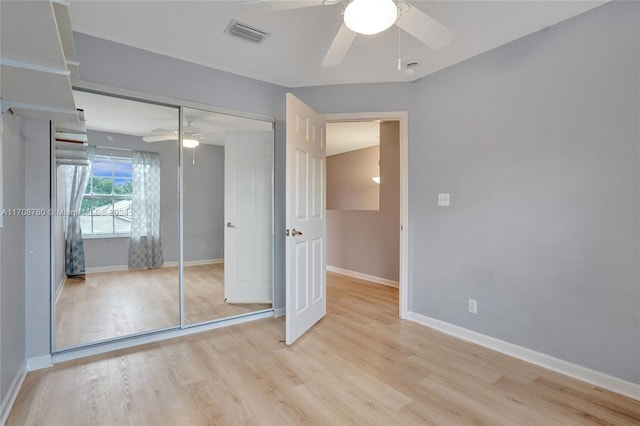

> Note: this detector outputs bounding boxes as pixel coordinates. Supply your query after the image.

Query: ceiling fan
[242,0,454,67]
[142,115,220,147]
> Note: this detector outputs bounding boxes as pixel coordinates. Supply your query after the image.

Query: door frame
[323,111,409,319]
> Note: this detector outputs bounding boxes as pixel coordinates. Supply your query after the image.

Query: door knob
[291,228,303,237]
[227,222,236,228]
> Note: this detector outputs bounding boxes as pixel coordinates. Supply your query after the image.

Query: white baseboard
[226,299,272,304]
[54,276,66,305]
[85,264,129,273]
[86,258,223,274]
[164,259,224,268]
[408,312,640,401]
[273,308,285,318]
[327,265,399,288]
[0,361,26,426]
[53,310,274,364]
[26,355,53,371]
[0,357,55,423]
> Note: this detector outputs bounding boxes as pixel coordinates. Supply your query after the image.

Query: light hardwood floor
[12,272,640,425]
[55,264,271,349]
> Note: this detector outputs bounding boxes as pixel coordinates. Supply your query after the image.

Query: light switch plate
[438,193,450,207]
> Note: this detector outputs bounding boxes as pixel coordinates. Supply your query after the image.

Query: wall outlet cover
[469,298,477,314]
[438,193,450,206]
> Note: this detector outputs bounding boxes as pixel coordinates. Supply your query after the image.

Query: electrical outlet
[468,298,477,314]
[438,193,450,207]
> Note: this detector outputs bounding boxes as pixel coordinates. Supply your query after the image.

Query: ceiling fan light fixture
[183,138,200,148]
[344,0,398,35]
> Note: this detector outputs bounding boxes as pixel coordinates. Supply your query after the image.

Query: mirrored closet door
[53,90,275,351]
[182,107,274,325]
[54,91,180,350]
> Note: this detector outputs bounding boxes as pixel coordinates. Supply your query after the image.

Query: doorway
[283,96,409,344]
[324,112,409,318]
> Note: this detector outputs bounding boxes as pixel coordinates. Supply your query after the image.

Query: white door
[224,131,273,303]
[285,93,326,345]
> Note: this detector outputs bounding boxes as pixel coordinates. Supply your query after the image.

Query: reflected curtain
[128,150,163,269]
[64,146,96,276]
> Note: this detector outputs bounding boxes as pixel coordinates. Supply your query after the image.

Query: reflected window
[79,154,133,235]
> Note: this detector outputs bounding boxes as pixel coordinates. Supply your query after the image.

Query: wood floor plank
[8,273,640,425]
[56,264,271,349]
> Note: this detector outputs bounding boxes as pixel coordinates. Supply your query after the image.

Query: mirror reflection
[54,91,275,350]
[182,107,273,325]
[55,91,180,349]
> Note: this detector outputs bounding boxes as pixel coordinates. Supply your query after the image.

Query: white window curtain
[128,150,163,269]
[64,146,96,276]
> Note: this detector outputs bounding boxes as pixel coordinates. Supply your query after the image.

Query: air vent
[225,20,271,44]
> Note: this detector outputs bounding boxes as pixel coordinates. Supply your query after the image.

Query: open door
[285,93,327,345]
[224,131,274,303]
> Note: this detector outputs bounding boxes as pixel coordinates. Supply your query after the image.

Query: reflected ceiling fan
[142,115,221,148]
[242,0,454,66]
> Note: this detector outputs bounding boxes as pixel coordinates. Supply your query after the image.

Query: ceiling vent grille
[225,20,271,44]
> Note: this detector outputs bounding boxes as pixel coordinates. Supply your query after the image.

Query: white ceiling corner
[326,121,380,157]
[68,0,608,88]
[74,90,272,146]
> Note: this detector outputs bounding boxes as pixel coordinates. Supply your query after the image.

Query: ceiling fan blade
[184,126,201,135]
[242,0,325,14]
[150,128,177,135]
[143,135,177,143]
[396,4,453,50]
[322,23,357,67]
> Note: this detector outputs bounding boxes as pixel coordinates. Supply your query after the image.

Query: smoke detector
[405,60,419,75]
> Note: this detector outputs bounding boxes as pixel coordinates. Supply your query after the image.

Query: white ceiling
[75,90,178,136]
[69,1,606,88]
[76,89,377,153]
[74,90,272,145]
[326,121,379,156]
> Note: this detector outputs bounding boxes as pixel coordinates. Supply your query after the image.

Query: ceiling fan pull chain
[397,25,402,71]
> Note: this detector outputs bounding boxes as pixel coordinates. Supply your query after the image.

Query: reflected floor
[55,263,271,350]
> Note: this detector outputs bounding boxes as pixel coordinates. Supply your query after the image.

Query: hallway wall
[326,122,400,282]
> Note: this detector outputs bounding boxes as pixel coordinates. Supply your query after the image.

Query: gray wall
[327,122,400,281]
[0,112,26,405]
[327,145,380,211]
[295,3,640,383]
[24,118,52,359]
[408,2,640,383]
[183,144,225,262]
